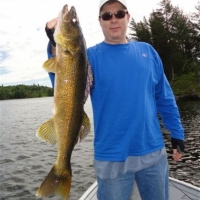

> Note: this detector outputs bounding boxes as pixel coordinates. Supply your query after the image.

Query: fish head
[54,5,84,53]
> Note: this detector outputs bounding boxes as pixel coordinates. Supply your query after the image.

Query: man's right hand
[45,18,58,48]
[46,18,58,29]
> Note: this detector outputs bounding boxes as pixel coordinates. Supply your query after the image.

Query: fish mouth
[62,4,68,15]
[68,6,79,24]
[60,4,78,24]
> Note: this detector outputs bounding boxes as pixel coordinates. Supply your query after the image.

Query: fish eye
[72,18,78,23]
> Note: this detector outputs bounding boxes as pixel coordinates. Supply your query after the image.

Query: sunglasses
[99,10,128,21]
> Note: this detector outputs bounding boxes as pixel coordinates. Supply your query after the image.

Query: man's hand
[172,149,183,161]
[45,18,57,48]
[46,18,58,29]
[171,138,185,161]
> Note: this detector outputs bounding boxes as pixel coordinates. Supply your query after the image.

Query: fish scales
[36,4,90,200]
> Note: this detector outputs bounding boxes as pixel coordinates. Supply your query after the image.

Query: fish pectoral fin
[36,118,57,145]
[43,57,57,73]
[36,165,71,200]
[78,111,91,142]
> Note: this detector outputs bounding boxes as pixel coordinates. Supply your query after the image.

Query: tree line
[129,0,200,82]
[0,84,53,100]
[1,0,199,100]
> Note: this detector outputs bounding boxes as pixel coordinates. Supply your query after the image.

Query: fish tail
[36,165,71,200]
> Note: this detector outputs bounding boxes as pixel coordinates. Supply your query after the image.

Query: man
[45,0,184,199]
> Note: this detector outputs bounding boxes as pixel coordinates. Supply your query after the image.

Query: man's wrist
[45,25,56,47]
[171,138,185,153]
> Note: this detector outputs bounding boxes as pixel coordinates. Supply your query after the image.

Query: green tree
[0,84,53,100]
[129,0,199,81]
[191,1,200,55]
[129,17,152,44]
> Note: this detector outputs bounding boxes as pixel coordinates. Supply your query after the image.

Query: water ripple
[0,97,199,200]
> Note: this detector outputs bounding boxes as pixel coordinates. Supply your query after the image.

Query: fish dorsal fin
[43,57,57,73]
[36,118,57,145]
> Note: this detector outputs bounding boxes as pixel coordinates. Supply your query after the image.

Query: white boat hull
[79,177,200,200]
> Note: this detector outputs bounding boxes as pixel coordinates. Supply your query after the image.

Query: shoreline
[175,94,200,101]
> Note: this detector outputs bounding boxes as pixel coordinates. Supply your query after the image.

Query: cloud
[0,46,10,63]
[0,0,199,87]
[0,0,101,87]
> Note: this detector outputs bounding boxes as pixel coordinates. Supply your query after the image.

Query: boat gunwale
[79,177,200,200]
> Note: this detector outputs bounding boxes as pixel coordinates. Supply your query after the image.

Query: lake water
[0,97,199,200]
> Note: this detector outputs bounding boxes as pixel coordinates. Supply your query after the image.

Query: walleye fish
[36,5,90,200]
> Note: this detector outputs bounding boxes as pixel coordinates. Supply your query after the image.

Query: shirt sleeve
[47,41,55,88]
[154,51,184,140]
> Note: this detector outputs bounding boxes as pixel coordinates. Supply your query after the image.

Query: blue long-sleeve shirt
[87,41,184,161]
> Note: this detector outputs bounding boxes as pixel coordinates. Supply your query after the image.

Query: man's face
[99,1,130,44]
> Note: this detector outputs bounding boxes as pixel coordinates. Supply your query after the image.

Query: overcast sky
[0,0,199,87]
